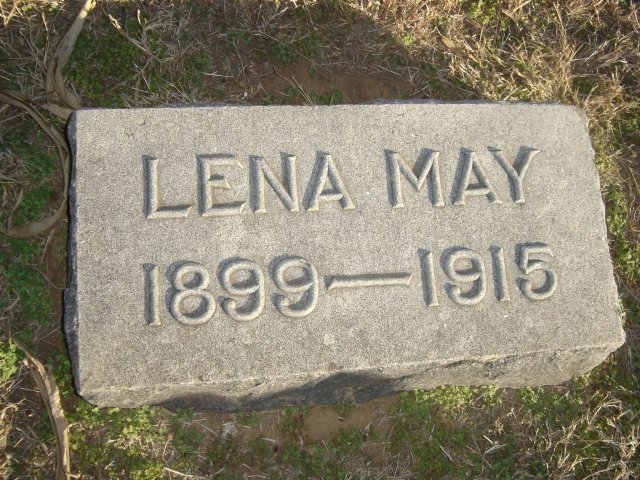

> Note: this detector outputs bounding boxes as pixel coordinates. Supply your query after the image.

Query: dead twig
[0,91,69,238]
[0,0,97,238]
[272,66,314,105]
[13,339,70,480]
[45,0,97,110]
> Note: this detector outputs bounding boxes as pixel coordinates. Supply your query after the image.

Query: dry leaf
[45,0,97,110]
[13,339,71,480]
[0,91,69,238]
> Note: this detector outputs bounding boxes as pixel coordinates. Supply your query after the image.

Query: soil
[253,63,414,103]
[204,61,415,104]
[196,394,400,466]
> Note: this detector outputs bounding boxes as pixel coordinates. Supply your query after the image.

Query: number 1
[143,263,162,326]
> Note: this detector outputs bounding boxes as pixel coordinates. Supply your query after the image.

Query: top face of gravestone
[66,102,624,409]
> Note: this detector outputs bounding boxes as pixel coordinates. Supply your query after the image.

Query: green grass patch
[309,86,344,105]
[236,410,259,426]
[1,237,52,327]
[0,339,21,383]
[605,183,639,285]
[1,124,58,225]
[0,116,59,332]
[280,429,366,480]
[392,387,516,477]
[407,385,501,413]
[3,133,56,183]
[250,437,272,457]
[12,185,53,226]
[518,386,585,424]
[48,353,73,397]
[280,406,308,436]
[205,436,241,472]
[268,33,319,64]
[171,409,205,455]
[332,401,356,418]
[67,17,141,106]
[70,402,166,479]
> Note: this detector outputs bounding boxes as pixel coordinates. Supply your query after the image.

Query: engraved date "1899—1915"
[143,243,557,327]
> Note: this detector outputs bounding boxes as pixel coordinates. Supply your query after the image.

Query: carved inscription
[250,155,300,213]
[418,250,439,307]
[141,143,552,326]
[143,263,162,326]
[517,243,557,300]
[197,154,247,216]
[304,154,355,211]
[272,257,319,318]
[385,149,444,208]
[144,242,557,326]
[142,146,539,217]
[443,248,487,306]
[452,150,502,206]
[143,157,192,219]
[325,273,412,291]
[490,246,510,302]
[490,147,540,203]
[219,259,265,321]
[168,262,217,325]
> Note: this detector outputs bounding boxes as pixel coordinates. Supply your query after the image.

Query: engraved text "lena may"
[143,147,540,219]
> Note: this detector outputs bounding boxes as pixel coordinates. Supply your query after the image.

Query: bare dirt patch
[252,63,414,103]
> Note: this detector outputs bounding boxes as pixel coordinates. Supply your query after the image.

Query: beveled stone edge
[77,343,623,412]
[64,113,81,398]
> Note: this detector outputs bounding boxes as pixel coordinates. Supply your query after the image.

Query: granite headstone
[65,102,624,410]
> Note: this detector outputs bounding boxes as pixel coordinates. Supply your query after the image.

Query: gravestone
[65,102,624,410]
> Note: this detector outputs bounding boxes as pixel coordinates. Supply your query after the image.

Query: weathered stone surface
[66,102,624,411]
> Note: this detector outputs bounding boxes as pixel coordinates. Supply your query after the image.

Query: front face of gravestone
[66,103,624,410]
